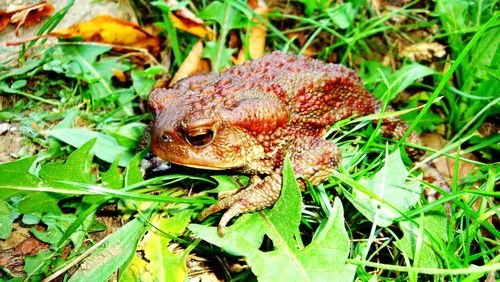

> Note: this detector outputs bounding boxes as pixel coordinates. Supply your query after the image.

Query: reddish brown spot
[263,73,275,80]
[260,60,270,67]
[297,86,306,96]
[272,84,286,101]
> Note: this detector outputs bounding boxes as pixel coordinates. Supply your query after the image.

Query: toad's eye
[184,128,214,147]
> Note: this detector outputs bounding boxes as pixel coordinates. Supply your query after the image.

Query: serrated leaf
[125,151,146,186]
[0,156,39,199]
[198,1,246,30]
[83,155,122,205]
[48,128,133,167]
[39,139,96,186]
[347,147,421,227]
[189,158,355,281]
[198,1,244,71]
[58,44,115,99]
[202,41,235,71]
[31,213,88,250]
[0,156,63,216]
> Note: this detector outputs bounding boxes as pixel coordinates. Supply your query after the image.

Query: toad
[148,51,421,236]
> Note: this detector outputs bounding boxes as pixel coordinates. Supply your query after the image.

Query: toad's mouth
[169,159,229,170]
[161,153,241,170]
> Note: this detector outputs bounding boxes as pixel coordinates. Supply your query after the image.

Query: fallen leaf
[111,68,127,83]
[237,0,268,63]
[400,42,447,62]
[52,15,160,55]
[0,1,54,35]
[166,0,214,39]
[169,40,210,86]
[420,132,477,184]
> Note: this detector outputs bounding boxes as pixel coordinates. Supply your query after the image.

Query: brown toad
[148,51,420,235]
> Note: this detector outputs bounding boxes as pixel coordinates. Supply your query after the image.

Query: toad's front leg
[200,136,342,236]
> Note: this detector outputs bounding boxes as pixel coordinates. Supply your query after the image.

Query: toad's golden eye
[184,128,214,147]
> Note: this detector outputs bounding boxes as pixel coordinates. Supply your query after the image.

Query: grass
[0,0,498,281]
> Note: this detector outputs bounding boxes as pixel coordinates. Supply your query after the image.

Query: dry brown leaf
[52,15,160,55]
[421,132,478,183]
[111,68,127,83]
[0,11,12,31]
[169,40,209,86]
[166,0,214,39]
[400,42,446,62]
[169,13,214,39]
[0,1,54,35]
[237,0,268,64]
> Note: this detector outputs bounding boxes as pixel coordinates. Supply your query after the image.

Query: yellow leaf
[52,15,160,55]
[169,12,214,40]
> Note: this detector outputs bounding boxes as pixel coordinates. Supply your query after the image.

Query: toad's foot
[200,137,341,237]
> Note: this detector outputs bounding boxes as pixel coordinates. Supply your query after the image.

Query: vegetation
[0,0,498,281]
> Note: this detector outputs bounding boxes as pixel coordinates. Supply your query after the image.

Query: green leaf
[198,1,246,30]
[125,151,146,186]
[0,156,63,216]
[48,128,133,167]
[190,158,355,281]
[205,175,246,194]
[395,206,447,268]
[11,79,27,89]
[17,193,62,215]
[0,58,43,81]
[0,156,39,199]
[122,210,194,282]
[45,44,129,101]
[373,64,434,100]
[132,67,162,99]
[49,45,112,94]
[0,199,19,239]
[83,156,122,205]
[198,1,245,71]
[202,41,235,71]
[101,122,147,149]
[67,210,152,282]
[401,92,444,133]
[31,213,89,250]
[39,139,96,186]
[434,0,468,56]
[464,26,500,92]
[347,147,421,227]
[297,0,330,15]
[24,250,52,281]
[327,3,355,29]
[101,157,123,190]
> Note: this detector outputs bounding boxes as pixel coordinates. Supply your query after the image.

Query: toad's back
[178,51,380,134]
